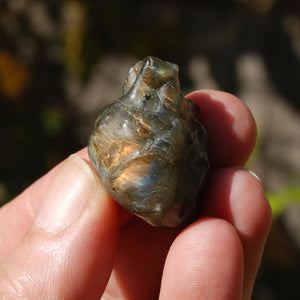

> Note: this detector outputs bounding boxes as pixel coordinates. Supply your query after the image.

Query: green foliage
[267,187,300,219]
[41,108,66,137]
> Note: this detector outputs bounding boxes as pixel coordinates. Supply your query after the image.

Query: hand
[0,90,272,300]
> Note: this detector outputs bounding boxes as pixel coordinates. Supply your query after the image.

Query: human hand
[0,90,272,300]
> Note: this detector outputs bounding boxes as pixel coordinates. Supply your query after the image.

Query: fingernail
[237,167,262,183]
[248,170,262,183]
[34,154,102,233]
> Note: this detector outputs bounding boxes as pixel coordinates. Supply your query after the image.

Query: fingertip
[203,167,272,299]
[204,167,272,240]
[76,147,90,161]
[230,168,272,240]
[230,168,272,298]
[160,218,243,300]
[187,89,257,167]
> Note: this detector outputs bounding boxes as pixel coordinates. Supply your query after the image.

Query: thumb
[0,154,119,299]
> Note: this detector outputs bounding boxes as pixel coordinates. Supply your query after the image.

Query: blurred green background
[0,0,299,299]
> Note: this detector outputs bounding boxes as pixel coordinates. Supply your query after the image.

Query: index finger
[187,89,257,168]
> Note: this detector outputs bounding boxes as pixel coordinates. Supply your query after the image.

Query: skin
[0,90,272,299]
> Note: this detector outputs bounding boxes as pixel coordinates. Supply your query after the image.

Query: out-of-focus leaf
[62,1,86,75]
[0,50,31,100]
[41,107,66,136]
[267,187,300,219]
